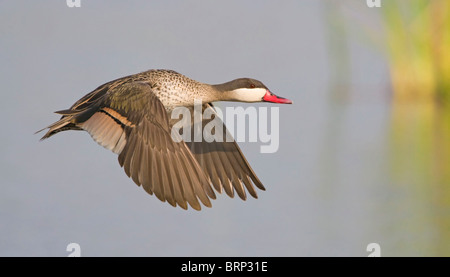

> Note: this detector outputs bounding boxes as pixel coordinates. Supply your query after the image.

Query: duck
[38,69,292,210]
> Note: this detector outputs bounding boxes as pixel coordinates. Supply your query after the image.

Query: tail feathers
[36,116,81,140]
[54,108,84,116]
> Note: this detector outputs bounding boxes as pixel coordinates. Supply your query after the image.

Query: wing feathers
[169,152,188,210]
[80,111,127,154]
[184,103,265,202]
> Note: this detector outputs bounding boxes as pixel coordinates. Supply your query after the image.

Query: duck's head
[213,78,293,104]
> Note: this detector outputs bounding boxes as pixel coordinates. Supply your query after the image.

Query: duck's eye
[250,84,256,89]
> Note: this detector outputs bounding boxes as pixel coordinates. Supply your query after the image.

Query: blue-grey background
[1,0,447,256]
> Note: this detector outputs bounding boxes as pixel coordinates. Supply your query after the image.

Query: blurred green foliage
[382,0,450,104]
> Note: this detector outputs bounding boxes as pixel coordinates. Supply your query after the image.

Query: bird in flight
[38,69,292,210]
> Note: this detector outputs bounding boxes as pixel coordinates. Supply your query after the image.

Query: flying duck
[38,69,292,210]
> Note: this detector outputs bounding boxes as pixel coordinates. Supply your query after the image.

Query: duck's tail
[36,110,83,140]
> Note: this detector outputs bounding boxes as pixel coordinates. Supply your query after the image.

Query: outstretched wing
[79,82,216,210]
[174,103,265,201]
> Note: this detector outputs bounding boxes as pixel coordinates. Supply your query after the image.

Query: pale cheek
[230,88,267,102]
